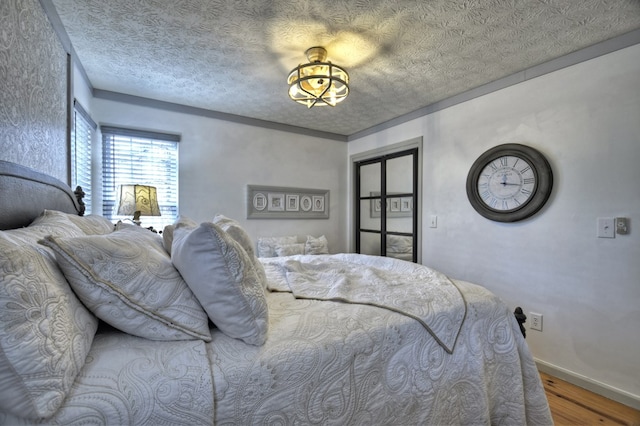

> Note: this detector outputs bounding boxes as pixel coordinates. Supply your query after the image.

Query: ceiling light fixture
[288,46,349,108]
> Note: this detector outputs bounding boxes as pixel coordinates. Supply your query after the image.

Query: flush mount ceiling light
[288,46,349,108]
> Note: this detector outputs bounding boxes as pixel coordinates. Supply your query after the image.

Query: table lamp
[117,184,161,225]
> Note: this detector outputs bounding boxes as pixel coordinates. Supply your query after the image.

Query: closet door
[355,148,418,262]
[356,159,383,256]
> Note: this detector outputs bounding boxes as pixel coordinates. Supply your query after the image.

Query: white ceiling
[50,0,640,137]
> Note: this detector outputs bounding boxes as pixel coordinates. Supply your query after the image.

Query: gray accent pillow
[172,222,269,345]
[162,215,198,255]
[213,214,268,288]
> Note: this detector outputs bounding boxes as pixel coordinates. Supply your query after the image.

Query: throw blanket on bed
[264,253,466,353]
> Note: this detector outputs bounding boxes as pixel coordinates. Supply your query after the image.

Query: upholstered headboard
[0,160,84,230]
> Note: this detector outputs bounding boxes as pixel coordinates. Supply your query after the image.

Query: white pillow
[162,215,198,255]
[0,212,98,420]
[275,243,305,256]
[66,212,115,235]
[257,235,297,258]
[212,215,256,255]
[387,235,413,253]
[213,214,268,288]
[40,226,211,342]
[172,222,269,345]
[33,210,115,235]
[305,235,329,255]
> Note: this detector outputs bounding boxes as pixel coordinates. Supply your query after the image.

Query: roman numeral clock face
[478,156,535,211]
[466,144,553,222]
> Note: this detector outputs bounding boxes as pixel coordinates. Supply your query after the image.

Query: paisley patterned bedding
[1,253,552,425]
[212,255,552,425]
[0,161,551,424]
[267,254,466,353]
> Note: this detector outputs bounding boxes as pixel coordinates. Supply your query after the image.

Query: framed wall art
[370,192,413,218]
[268,193,285,211]
[286,194,299,211]
[247,185,329,219]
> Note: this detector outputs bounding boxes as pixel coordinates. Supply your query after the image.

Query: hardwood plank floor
[540,372,640,425]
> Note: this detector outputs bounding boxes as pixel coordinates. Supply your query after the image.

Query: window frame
[71,99,96,214]
[101,126,180,229]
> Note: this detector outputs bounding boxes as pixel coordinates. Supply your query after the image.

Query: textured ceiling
[51,0,640,137]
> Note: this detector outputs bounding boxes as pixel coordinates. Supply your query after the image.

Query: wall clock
[466,143,553,222]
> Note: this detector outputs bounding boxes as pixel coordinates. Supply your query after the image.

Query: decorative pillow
[275,243,305,256]
[212,215,255,255]
[0,213,98,420]
[162,216,198,255]
[257,235,297,258]
[28,209,86,234]
[305,235,329,255]
[40,226,211,342]
[172,222,269,345]
[68,213,115,235]
[36,209,114,235]
[387,235,413,253]
[213,214,268,288]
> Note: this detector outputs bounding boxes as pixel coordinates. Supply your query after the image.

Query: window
[71,100,96,214]
[101,126,179,230]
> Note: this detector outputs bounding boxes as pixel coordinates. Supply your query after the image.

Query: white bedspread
[1,329,214,425]
[271,254,466,353]
[3,254,551,425]
[212,254,552,425]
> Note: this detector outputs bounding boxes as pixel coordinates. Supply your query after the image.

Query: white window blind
[101,126,179,230]
[71,100,96,214]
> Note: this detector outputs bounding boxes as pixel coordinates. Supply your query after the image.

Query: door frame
[349,137,423,262]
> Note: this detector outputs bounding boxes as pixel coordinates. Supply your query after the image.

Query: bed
[0,160,552,425]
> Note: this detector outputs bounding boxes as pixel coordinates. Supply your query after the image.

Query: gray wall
[92,98,349,253]
[349,43,640,406]
[0,0,68,182]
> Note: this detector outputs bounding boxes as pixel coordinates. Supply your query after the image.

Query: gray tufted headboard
[0,160,84,230]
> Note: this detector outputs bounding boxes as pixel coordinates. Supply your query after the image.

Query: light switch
[429,215,437,228]
[597,217,615,238]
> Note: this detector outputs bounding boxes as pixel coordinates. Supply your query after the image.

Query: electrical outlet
[616,217,629,235]
[530,312,543,332]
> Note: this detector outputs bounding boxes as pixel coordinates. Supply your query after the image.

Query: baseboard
[535,359,640,410]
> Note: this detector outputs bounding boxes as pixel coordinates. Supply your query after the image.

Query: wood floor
[541,372,640,425]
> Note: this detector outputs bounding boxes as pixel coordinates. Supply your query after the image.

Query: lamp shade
[117,185,161,218]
